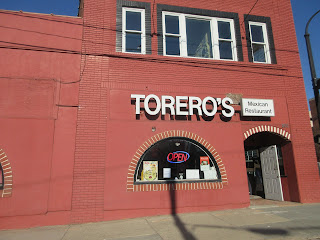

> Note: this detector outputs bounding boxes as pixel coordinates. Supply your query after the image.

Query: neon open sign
[167,151,190,163]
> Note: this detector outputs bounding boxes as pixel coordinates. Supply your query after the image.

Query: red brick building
[1,0,320,229]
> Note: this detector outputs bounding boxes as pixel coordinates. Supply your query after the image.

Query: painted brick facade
[1,0,320,230]
[0,10,82,229]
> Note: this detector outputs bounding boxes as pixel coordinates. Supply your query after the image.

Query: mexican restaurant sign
[131,94,235,118]
[241,98,275,117]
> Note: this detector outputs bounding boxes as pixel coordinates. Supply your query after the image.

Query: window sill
[134,179,222,185]
[112,51,287,72]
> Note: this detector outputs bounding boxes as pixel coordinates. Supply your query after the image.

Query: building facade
[1,0,320,229]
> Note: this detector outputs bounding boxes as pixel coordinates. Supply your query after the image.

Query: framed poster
[143,161,158,181]
[200,156,209,166]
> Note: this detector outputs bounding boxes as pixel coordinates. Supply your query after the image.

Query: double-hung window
[122,7,146,54]
[244,15,276,64]
[163,12,238,61]
[248,22,270,63]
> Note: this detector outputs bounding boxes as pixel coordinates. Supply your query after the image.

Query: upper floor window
[244,15,277,64]
[122,7,146,54]
[116,0,151,54]
[249,22,270,63]
[162,12,238,61]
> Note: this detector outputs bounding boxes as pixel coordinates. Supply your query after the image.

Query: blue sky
[291,0,320,101]
[0,0,319,102]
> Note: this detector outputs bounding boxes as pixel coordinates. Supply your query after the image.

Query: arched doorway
[244,128,297,201]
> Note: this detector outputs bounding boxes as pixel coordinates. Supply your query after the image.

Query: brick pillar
[71,0,110,223]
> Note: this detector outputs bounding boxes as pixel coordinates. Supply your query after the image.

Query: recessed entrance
[244,131,293,201]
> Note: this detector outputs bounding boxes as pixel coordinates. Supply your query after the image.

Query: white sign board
[186,169,200,179]
[241,98,275,117]
[163,168,171,178]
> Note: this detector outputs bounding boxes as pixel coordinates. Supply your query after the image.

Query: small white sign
[200,165,210,171]
[241,98,275,117]
[203,167,218,180]
[163,168,171,178]
[186,169,200,179]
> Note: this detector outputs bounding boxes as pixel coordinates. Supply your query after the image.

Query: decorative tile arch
[244,125,291,141]
[127,130,228,192]
[0,149,13,198]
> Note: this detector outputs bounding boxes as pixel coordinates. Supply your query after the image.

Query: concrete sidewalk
[1,200,320,240]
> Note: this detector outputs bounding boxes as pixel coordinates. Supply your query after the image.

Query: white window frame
[162,11,238,61]
[215,18,238,61]
[122,7,146,54]
[249,21,271,64]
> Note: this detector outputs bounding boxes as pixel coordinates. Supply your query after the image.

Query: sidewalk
[1,200,320,240]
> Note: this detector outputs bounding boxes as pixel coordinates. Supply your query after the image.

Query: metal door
[259,145,283,201]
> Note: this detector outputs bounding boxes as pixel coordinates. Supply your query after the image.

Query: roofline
[78,0,84,17]
[0,9,82,19]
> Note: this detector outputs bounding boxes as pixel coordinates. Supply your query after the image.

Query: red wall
[0,10,82,228]
[1,0,320,230]
[71,0,320,224]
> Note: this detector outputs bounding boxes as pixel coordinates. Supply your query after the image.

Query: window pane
[166,36,180,55]
[126,32,141,52]
[186,18,213,58]
[135,137,220,182]
[126,11,141,31]
[165,15,179,34]
[218,21,231,39]
[219,40,233,60]
[252,43,266,62]
[250,25,264,43]
[0,164,3,190]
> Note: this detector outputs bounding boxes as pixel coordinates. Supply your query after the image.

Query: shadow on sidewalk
[166,181,317,239]
[169,181,196,240]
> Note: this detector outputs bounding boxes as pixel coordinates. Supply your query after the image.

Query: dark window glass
[252,44,266,62]
[186,18,213,58]
[165,15,179,34]
[166,36,180,55]
[219,41,233,60]
[135,137,221,183]
[276,146,285,176]
[126,32,141,52]
[126,11,141,31]
[218,21,231,39]
[0,163,3,190]
[250,25,264,43]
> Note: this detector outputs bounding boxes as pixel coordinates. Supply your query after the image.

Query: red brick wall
[74,0,320,224]
[1,0,320,229]
[71,0,111,223]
